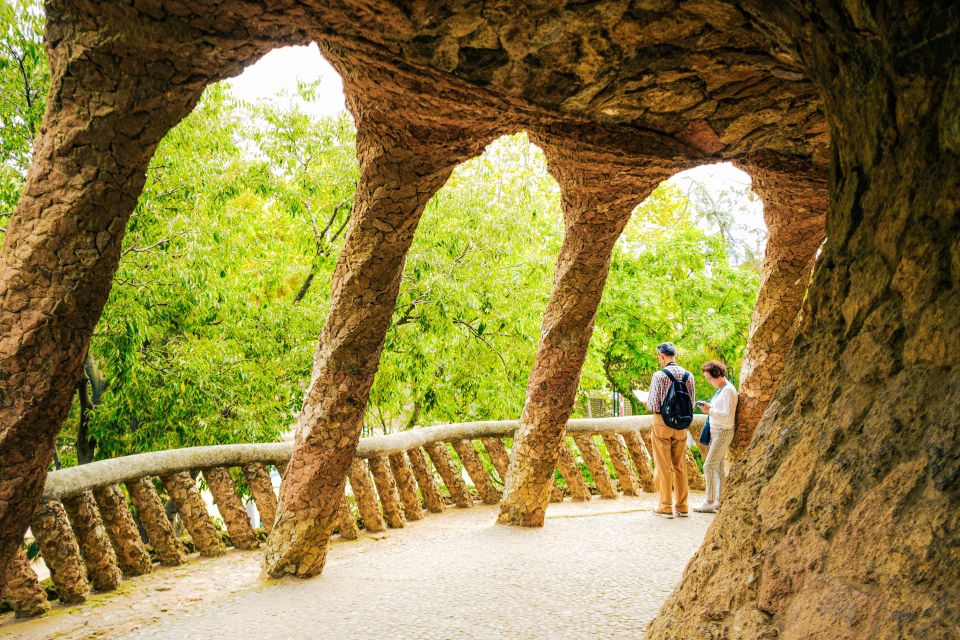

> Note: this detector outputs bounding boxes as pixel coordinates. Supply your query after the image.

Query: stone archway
[1,4,956,636]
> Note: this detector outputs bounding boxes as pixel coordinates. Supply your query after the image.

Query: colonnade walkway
[3,495,712,639]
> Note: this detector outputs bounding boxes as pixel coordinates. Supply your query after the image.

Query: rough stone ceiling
[65,0,827,173]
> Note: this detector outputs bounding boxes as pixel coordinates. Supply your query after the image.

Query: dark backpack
[659,368,693,429]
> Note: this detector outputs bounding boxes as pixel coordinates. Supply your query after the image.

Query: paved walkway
[1,494,712,640]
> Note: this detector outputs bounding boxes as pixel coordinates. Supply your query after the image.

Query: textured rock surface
[0,546,49,618]
[601,434,639,496]
[368,456,406,529]
[479,438,511,483]
[93,485,152,577]
[336,494,359,540]
[161,473,224,558]
[555,439,591,502]
[30,500,88,603]
[648,3,960,638]
[622,431,655,493]
[62,491,123,592]
[203,468,259,550]
[406,447,445,514]
[241,463,277,535]
[125,478,186,567]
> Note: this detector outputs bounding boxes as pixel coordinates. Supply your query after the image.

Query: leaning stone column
[426,442,473,508]
[498,145,665,525]
[93,485,152,577]
[452,440,502,504]
[30,500,89,603]
[0,546,50,617]
[685,449,706,491]
[407,447,446,514]
[479,437,511,483]
[368,456,406,529]
[572,434,618,499]
[262,108,490,577]
[556,439,592,501]
[730,166,826,458]
[62,491,123,592]
[125,478,186,566]
[347,459,387,533]
[161,472,224,557]
[203,468,259,550]
[241,463,277,535]
[389,452,424,521]
[602,434,640,496]
[622,431,655,493]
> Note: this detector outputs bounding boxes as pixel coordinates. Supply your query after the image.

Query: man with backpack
[645,342,696,518]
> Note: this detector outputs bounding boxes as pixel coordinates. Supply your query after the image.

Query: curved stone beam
[731,157,827,457]
[498,137,678,526]
[649,4,960,638]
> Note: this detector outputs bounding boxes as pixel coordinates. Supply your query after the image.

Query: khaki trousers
[651,414,689,512]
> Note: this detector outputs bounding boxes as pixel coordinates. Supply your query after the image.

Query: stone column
[125,478,186,566]
[685,449,705,491]
[731,165,826,458]
[389,452,424,521]
[602,434,640,496]
[0,5,255,568]
[572,434,618,499]
[30,500,89,603]
[62,491,123,592]
[347,459,386,533]
[203,468,259,550]
[452,440,502,504]
[556,439,592,501]
[426,442,473,508]
[498,144,666,525]
[368,456,405,529]
[622,431,655,493]
[407,447,446,514]
[93,485,152,577]
[649,7,960,638]
[241,463,277,535]
[336,495,360,540]
[0,546,50,617]
[479,437,511,483]
[263,111,491,577]
[161,472,224,557]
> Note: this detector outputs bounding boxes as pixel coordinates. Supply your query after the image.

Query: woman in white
[694,361,738,513]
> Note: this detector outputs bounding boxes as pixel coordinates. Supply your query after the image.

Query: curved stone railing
[1,415,706,618]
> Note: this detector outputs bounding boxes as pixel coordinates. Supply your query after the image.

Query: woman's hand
[700,402,711,413]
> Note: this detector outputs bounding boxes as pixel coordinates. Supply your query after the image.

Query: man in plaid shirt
[645,342,696,518]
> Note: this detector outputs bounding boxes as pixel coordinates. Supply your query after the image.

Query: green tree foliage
[2,4,762,463]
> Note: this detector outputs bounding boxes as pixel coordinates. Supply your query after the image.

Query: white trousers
[704,425,734,504]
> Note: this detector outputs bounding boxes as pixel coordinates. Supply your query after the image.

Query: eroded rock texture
[649,4,960,638]
[241,463,278,535]
[161,472,224,558]
[62,490,123,592]
[347,459,387,534]
[426,443,473,509]
[125,478,186,567]
[452,440,501,505]
[30,500,88,603]
[93,485,153,577]
[407,447,446,514]
[368,456,406,529]
[388,452,424,521]
[0,546,50,618]
[203,467,259,550]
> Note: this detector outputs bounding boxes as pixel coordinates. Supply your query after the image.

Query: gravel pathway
[2,494,712,640]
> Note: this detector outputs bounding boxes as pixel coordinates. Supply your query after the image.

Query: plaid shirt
[647,362,696,414]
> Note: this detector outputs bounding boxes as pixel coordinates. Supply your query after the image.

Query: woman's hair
[701,360,727,379]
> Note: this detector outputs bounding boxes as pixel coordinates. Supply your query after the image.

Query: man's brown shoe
[653,508,674,519]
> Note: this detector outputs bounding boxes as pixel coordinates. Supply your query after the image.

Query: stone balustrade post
[573,434,618,499]
[369,456,406,529]
[126,478,186,566]
[242,463,277,535]
[556,439,592,501]
[388,452,424,521]
[452,440,501,505]
[347,459,387,533]
[602,434,640,496]
[161,472,224,557]
[0,546,50,617]
[622,431,655,493]
[203,468,259,550]
[337,494,360,540]
[30,499,89,603]
[62,490,123,592]
[93,485,152,577]
[426,442,473,508]
[479,438,511,483]
[407,447,445,514]
[685,449,705,491]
